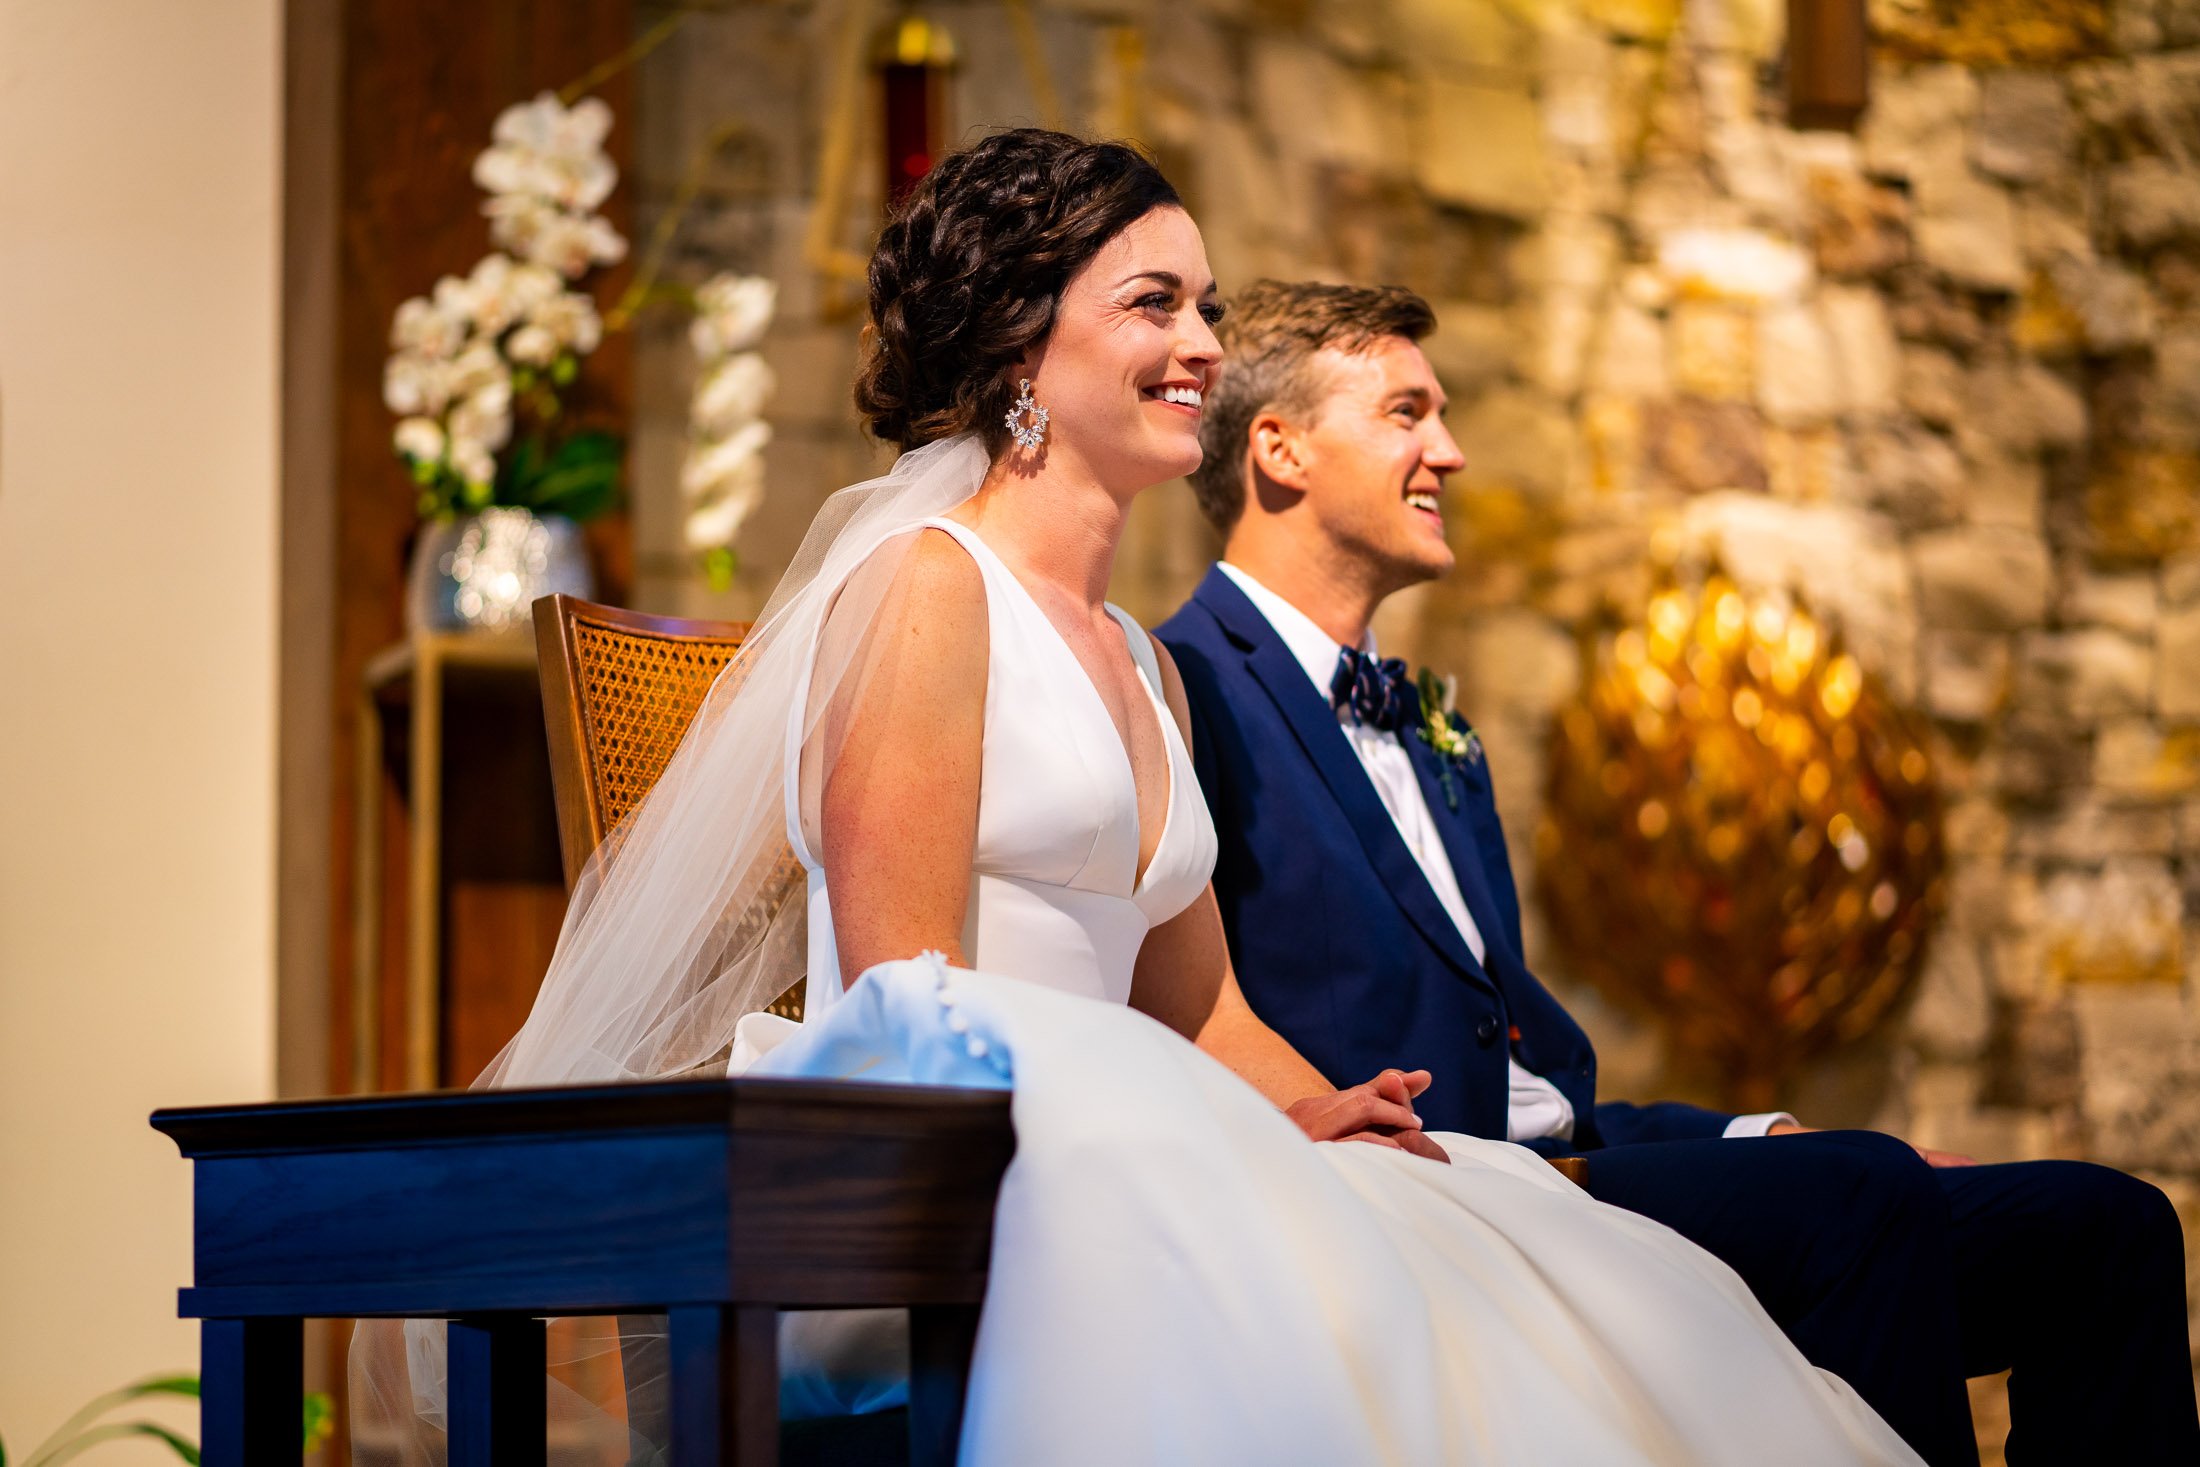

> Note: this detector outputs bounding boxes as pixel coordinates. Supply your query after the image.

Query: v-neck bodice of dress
[789,518,1218,1018]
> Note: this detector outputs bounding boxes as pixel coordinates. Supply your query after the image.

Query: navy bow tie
[1331,646,1421,733]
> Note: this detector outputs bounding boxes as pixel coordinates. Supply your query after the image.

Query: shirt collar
[1216,562,1377,703]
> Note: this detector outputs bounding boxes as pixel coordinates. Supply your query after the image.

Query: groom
[1156,280,2198,1465]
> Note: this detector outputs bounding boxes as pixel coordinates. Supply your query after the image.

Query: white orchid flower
[432,272,475,322]
[553,96,614,155]
[506,324,559,366]
[383,357,424,416]
[691,274,777,359]
[447,341,506,398]
[508,261,562,311]
[522,212,626,278]
[692,353,776,439]
[450,379,514,453]
[460,253,527,335]
[393,416,446,464]
[472,146,536,199]
[482,193,559,256]
[682,458,767,550]
[679,420,772,500]
[478,93,618,213]
[449,438,497,490]
[582,214,626,266]
[383,354,449,416]
[391,296,467,358]
[530,289,602,354]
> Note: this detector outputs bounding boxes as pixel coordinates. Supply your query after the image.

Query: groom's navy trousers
[1159,566,2197,1467]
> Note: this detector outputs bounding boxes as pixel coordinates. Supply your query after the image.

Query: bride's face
[1021,205,1224,493]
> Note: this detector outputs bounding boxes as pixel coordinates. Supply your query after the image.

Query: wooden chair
[533,591,808,1020]
[534,593,930,1465]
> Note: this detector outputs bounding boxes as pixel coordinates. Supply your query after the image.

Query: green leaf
[21,1378,202,1467]
[497,434,548,498]
[525,460,619,523]
[30,1423,197,1467]
[302,1393,334,1455]
[703,546,737,592]
[547,430,622,469]
[516,432,622,521]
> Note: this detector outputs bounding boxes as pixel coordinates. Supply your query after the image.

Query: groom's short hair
[1191,279,1436,532]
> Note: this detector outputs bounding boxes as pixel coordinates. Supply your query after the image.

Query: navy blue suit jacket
[1156,565,1730,1149]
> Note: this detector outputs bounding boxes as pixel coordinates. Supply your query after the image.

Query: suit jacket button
[1475,1016,1501,1047]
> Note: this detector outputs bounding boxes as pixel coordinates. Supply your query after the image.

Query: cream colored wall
[0,0,280,1455]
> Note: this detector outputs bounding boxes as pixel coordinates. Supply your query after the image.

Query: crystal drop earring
[1005,377,1050,450]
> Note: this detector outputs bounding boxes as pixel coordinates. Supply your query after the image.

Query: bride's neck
[953,450,1129,609]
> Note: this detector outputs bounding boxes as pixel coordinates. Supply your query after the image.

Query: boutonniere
[1415,668,1482,811]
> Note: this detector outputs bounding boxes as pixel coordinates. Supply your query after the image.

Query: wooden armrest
[1546,1156,1588,1189]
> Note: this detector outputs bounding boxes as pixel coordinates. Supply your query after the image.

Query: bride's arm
[1134,637,1446,1160]
[816,530,990,985]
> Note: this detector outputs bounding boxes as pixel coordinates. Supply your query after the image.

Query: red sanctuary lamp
[876,15,958,209]
[1787,0,1870,130]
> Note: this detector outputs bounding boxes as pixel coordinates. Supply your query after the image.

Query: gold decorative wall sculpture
[1536,571,1947,1110]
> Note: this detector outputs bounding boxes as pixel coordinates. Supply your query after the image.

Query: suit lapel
[1194,570,1495,993]
[1404,731,1515,969]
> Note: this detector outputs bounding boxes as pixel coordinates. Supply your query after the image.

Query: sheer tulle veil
[481,430,990,1086]
[348,432,992,1461]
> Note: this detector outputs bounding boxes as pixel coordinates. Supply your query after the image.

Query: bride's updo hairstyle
[855,128,1182,454]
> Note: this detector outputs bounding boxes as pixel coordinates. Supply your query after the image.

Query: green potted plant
[1,1374,332,1467]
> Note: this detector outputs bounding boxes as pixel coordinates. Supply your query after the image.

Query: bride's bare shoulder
[903,523,987,599]
[881,525,989,648]
[831,524,989,691]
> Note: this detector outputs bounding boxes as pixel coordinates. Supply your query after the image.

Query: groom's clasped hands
[1287,1067,1452,1163]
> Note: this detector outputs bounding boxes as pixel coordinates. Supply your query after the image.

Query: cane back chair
[532,591,809,1020]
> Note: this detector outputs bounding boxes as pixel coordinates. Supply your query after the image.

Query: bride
[435,130,1924,1464]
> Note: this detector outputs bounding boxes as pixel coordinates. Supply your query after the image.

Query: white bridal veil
[349,432,993,1464]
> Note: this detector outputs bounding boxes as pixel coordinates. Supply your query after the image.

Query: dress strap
[1108,605,1166,700]
[783,516,997,873]
[911,516,999,575]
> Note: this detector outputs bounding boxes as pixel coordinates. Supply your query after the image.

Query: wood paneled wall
[299,0,635,1097]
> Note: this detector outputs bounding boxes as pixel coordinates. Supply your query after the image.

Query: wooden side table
[353,632,564,1092]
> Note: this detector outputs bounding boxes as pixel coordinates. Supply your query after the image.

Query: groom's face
[1290,337,1464,591]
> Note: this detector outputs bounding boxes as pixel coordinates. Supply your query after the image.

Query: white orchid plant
[386,89,781,576]
[385,92,629,524]
[680,274,777,587]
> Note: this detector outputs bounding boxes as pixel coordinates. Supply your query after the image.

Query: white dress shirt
[1218,564,1790,1143]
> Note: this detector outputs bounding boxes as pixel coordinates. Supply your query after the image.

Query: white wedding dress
[744,520,1923,1466]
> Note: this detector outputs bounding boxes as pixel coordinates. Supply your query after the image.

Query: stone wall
[622,0,2200,1424]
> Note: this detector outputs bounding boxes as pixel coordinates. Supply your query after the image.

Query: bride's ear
[1248,410,1311,498]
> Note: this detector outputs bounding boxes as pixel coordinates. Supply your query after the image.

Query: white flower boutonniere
[1415,668,1483,810]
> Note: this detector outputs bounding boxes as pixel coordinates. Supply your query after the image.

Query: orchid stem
[606,115,751,333]
[558,9,690,107]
